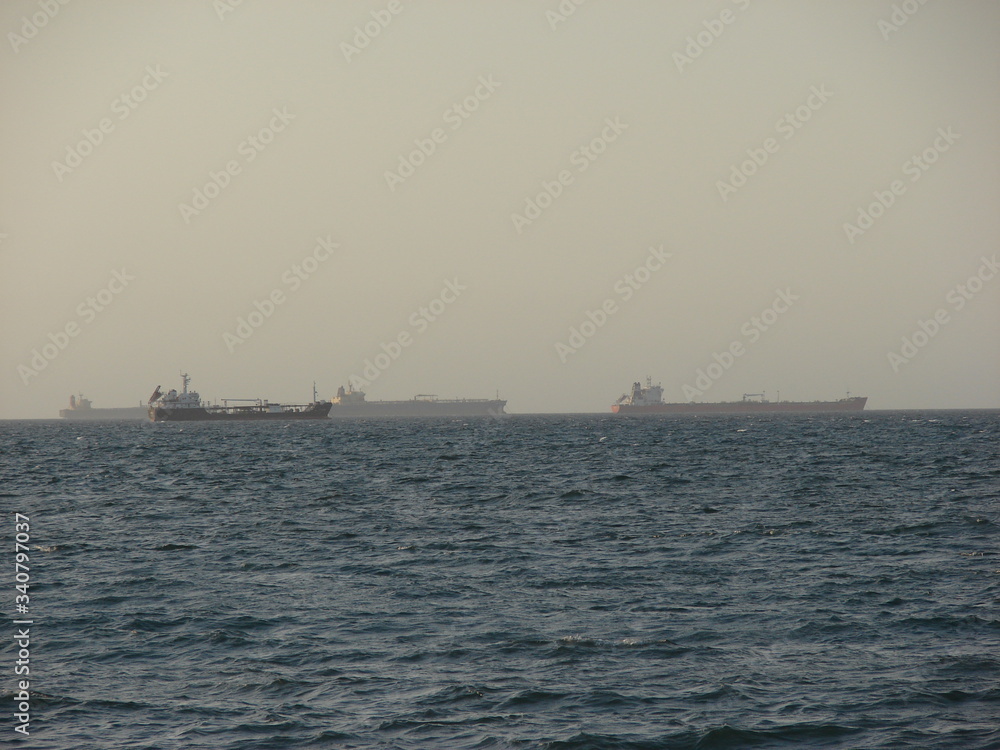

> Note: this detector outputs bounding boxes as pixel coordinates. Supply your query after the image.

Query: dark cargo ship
[328,384,506,417]
[613,378,867,414]
[60,394,147,420]
[148,374,332,422]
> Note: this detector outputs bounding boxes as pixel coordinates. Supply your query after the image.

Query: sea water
[1,412,998,748]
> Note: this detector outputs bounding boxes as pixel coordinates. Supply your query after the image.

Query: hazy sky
[2,0,998,418]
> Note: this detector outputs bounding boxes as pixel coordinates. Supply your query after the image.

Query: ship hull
[60,406,148,420]
[150,403,333,422]
[328,399,506,418]
[612,397,867,415]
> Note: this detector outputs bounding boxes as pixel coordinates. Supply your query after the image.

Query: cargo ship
[59,394,148,420]
[612,378,867,414]
[148,374,332,422]
[328,384,506,418]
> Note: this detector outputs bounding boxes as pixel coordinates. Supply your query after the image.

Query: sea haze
[3,412,999,749]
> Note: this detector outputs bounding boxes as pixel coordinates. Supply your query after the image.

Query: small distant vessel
[148,374,332,422]
[328,384,506,417]
[59,394,147,420]
[612,378,867,414]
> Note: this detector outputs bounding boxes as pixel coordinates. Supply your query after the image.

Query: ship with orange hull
[612,379,867,415]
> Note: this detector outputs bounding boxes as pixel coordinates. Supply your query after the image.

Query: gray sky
[2,0,998,418]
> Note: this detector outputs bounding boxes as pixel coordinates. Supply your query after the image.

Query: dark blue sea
[2,412,999,749]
